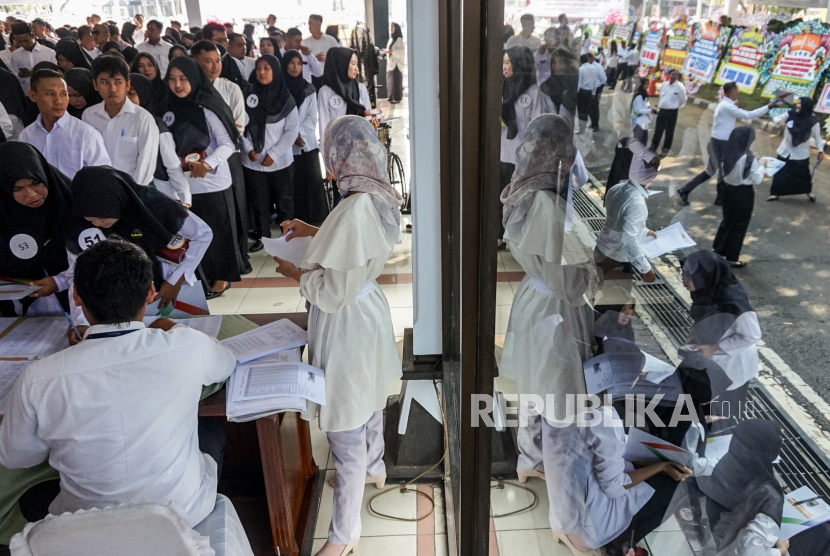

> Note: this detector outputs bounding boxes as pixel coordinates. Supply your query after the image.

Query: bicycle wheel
[388,152,410,214]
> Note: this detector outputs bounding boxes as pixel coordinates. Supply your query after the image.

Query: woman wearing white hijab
[499,114,602,482]
[273,115,402,556]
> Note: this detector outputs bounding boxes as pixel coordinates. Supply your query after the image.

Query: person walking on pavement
[651,69,686,156]
[676,81,778,206]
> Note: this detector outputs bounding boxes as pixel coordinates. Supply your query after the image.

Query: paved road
[581,86,830,410]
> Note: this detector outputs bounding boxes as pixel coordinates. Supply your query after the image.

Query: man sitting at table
[0,237,236,528]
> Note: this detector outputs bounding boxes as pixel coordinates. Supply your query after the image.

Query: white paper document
[261,233,313,268]
[0,318,18,334]
[781,486,830,540]
[145,281,209,318]
[647,190,663,197]
[624,427,693,467]
[142,315,224,338]
[704,434,732,462]
[0,360,31,412]
[0,281,41,301]
[0,317,69,359]
[583,351,682,402]
[220,319,308,363]
[234,361,325,405]
[642,352,676,384]
[639,222,697,260]
[760,157,786,177]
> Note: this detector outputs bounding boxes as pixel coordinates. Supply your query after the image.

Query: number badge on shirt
[10,234,37,260]
[518,93,532,108]
[78,228,105,251]
[162,111,176,126]
[329,95,344,108]
[246,94,260,108]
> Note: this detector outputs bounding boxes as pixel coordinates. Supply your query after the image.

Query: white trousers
[326,410,386,544]
[516,403,544,472]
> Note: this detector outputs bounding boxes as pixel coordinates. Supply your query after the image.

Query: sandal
[728,261,747,268]
[766,195,779,201]
[808,193,817,203]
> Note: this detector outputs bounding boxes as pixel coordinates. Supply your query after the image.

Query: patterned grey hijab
[324,115,404,244]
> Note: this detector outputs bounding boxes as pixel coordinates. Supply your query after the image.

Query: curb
[688,95,783,136]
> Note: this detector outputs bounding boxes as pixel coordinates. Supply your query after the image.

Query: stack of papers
[639,222,697,260]
[760,157,786,177]
[225,349,326,422]
[0,360,31,412]
[0,280,41,301]
[583,351,683,403]
[221,318,325,422]
[0,317,69,360]
[781,487,830,540]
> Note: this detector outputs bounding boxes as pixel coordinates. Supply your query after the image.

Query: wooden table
[199,313,319,556]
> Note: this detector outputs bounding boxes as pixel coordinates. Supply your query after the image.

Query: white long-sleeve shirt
[658,80,687,110]
[0,101,14,139]
[231,55,256,81]
[82,98,159,186]
[20,112,111,179]
[505,33,541,50]
[212,77,246,134]
[596,179,652,274]
[722,154,765,187]
[0,321,235,527]
[153,130,191,205]
[293,93,319,155]
[387,37,405,72]
[242,107,300,172]
[500,84,544,165]
[317,83,372,154]
[10,43,57,92]
[774,112,825,160]
[534,50,551,84]
[631,94,652,130]
[135,39,172,77]
[710,310,762,390]
[578,62,599,92]
[184,109,236,195]
[712,97,769,141]
[592,61,607,86]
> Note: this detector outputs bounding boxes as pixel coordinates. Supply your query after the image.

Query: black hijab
[697,420,784,551]
[168,44,188,60]
[63,68,101,119]
[0,67,34,124]
[163,56,243,157]
[540,49,578,114]
[245,55,296,153]
[388,23,403,47]
[322,47,365,116]
[123,46,138,64]
[121,22,136,45]
[502,46,535,140]
[787,96,818,148]
[131,53,166,116]
[721,126,755,179]
[168,28,182,44]
[71,166,188,285]
[0,142,77,281]
[55,37,93,70]
[631,78,649,109]
[282,50,316,107]
[131,73,171,182]
[219,52,252,95]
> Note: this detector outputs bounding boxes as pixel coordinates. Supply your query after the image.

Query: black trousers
[630,473,682,544]
[651,108,678,151]
[679,138,729,195]
[713,183,754,262]
[244,165,295,239]
[386,67,403,102]
[606,66,618,89]
[227,152,250,272]
[17,417,227,523]
[292,149,330,225]
[589,85,603,130]
[577,88,592,123]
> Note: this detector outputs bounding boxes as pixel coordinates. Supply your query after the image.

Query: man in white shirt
[226,32,255,80]
[678,81,778,205]
[650,69,687,155]
[31,19,56,46]
[83,55,158,185]
[9,21,57,93]
[77,25,100,59]
[621,42,639,92]
[20,69,110,178]
[0,238,236,528]
[595,138,660,283]
[302,14,339,63]
[580,30,591,55]
[576,53,598,133]
[133,14,145,43]
[284,28,323,84]
[91,23,110,52]
[135,19,172,77]
[590,53,606,131]
[505,14,541,50]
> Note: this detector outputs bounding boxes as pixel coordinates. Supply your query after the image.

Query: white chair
[10,495,254,556]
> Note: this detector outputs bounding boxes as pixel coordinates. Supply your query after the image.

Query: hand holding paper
[262,232,313,269]
[639,222,697,259]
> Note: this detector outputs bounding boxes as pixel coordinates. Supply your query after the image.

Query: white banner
[524,0,627,20]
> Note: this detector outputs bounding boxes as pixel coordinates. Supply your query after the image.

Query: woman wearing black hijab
[131,52,166,116]
[0,142,80,317]
[64,68,101,119]
[164,56,243,297]
[69,166,212,330]
[128,73,190,206]
[540,47,578,126]
[769,97,824,202]
[712,126,766,267]
[500,46,542,242]
[55,38,93,71]
[241,55,299,247]
[630,78,652,145]
[386,23,404,103]
[284,50,329,225]
[168,44,188,60]
[317,47,372,155]
[121,21,136,45]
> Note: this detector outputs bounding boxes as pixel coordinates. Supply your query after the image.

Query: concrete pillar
[696,0,703,20]
[364,0,375,37]
[407,0,442,355]
[724,0,738,19]
[182,0,201,28]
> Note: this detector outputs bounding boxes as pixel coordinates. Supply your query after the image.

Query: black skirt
[292,149,330,225]
[189,187,242,283]
[770,155,812,196]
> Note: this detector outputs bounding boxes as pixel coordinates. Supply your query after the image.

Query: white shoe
[516,468,545,484]
[552,530,605,556]
[327,474,387,489]
[314,540,359,556]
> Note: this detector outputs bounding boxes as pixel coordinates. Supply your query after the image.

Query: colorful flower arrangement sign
[714,28,767,93]
[613,22,634,44]
[682,22,726,83]
[762,20,830,98]
[641,29,664,67]
[662,15,690,71]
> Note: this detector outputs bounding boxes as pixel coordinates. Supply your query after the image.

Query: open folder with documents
[639,222,697,260]
[781,487,830,540]
[220,318,308,363]
[583,351,682,402]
